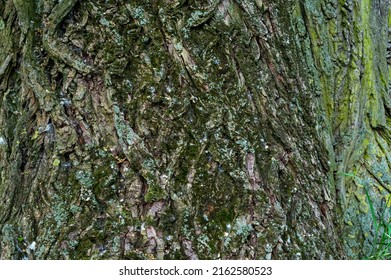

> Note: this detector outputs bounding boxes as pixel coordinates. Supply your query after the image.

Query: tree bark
[0,0,389,259]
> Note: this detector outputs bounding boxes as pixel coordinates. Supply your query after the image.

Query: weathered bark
[0,0,389,259]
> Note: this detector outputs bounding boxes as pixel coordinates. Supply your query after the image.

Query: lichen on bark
[0,0,389,260]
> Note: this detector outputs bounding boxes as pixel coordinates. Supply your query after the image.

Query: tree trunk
[0,0,389,260]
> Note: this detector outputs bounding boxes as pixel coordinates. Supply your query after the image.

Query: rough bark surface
[0,0,389,259]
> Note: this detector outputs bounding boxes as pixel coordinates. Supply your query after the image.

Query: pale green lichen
[0,16,4,30]
[233,216,253,242]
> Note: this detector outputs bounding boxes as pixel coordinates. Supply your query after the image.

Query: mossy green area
[294,0,391,258]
